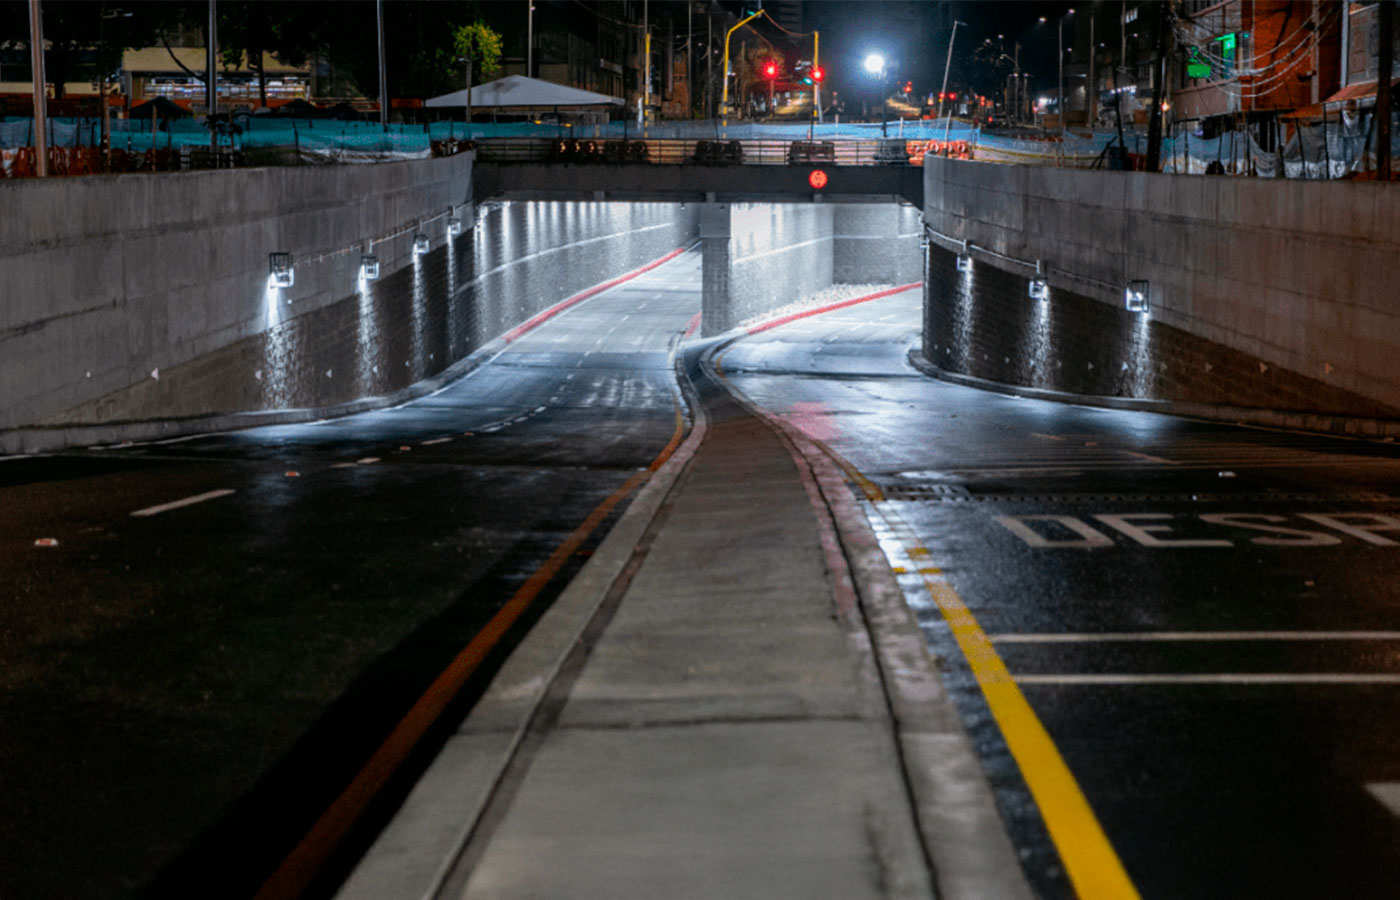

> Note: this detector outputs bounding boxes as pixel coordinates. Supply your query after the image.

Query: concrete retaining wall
[2,154,697,448]
[922,157,1400,416]
[700,201,921,335]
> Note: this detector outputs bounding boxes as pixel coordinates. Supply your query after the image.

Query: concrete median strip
[336,346,709,900]
[710,340,1036,900]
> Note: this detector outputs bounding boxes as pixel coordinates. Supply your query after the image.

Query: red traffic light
[810,66,825,83]
[949,92,957,100]
[763,61,778,79]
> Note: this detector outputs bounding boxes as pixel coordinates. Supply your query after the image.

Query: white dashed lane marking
[131,489,236,518]
[1366,784,1400,819]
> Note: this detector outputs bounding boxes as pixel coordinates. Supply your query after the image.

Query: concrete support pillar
[699,202,731,336]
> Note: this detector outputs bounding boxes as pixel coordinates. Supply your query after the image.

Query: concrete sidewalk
[336,350,1028,900]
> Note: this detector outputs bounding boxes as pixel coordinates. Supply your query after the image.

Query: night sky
[744,1,1077,105]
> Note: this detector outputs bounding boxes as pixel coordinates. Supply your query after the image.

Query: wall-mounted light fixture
[269,252,294,288]
[1028,278,1049,301]
[447,216,463,236]
[956,254,973,272]
[1125,279,1150,314]
[413,233,430,255]
[360,253,380,281]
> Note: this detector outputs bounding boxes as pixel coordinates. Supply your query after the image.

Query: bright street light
[863,53,886,75]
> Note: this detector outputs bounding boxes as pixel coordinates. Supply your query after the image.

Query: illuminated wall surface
[923,244,1400,419]
[0,150,695,437]
[922,157,1400,418]
[701,201,922,335]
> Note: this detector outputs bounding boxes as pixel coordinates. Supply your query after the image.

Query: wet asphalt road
[0,251,701,900]
[723,289,1400,900]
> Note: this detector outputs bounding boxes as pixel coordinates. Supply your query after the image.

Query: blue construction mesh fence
[4,114,1398,177]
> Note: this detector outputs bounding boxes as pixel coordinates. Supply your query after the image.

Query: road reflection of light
[786,400,840,442]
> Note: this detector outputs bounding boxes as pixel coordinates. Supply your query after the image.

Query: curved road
[722,288,1400,900]
[0,250,701,900]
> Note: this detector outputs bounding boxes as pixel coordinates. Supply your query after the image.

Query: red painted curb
[745,282,923,336]
[682,312,702,339]
[502,246,689,344]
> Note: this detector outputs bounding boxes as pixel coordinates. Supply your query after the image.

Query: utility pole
[643,0,650,127]
[207,0,217,155]
[1145,0,1169,172]
[1379,0,1393,180]
[27,0,47,177]
[942,21,968,148]
[376,0,388,129]
[1014,42,1021,122]
[687,1,692,116]
[720,9,763,128]
[1088,10,1096,125]
[938,20,964,120]
[1058,13,1066,137]
[527,1,534,78]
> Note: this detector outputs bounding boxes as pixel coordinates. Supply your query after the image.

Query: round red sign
[808,169,828,189]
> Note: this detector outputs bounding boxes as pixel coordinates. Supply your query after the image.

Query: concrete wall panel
[924,157,1400,413]
[3,153,698,442]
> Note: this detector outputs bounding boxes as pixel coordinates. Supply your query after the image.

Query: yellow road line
[716,342,1137,896]
[857,469,1139,899]
[256,394,689,900]
[916,569,1139,899]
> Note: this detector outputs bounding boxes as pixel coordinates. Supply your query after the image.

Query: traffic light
[810,66,825,84]
[763,61,778,79]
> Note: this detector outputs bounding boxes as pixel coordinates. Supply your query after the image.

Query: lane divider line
[877,503,1141,900]
[782,418,1140,898]
[130,489,236,518]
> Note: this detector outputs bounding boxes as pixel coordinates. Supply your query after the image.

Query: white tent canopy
[425,75,624,109]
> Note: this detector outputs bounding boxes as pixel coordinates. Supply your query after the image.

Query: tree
[451,20,501,122]
[18,1,171,101]
[217,1,323,110]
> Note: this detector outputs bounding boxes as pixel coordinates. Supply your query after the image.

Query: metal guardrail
[474,138,921,167]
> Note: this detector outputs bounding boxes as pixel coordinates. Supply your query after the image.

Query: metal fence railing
[474,138,941,167]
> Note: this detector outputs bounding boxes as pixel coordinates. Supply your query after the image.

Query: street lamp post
[937,20,966,120]
[1058,9,1074,138]
[939,20,968,151]
[27,0,47,177]
[720,8,763,130]
[207,0,217,155]
[376,0,388,130]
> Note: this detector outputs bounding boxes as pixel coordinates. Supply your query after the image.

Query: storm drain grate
[878,487,1398,504]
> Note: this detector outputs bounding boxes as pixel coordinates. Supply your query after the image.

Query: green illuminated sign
[1187,47,1211,79]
